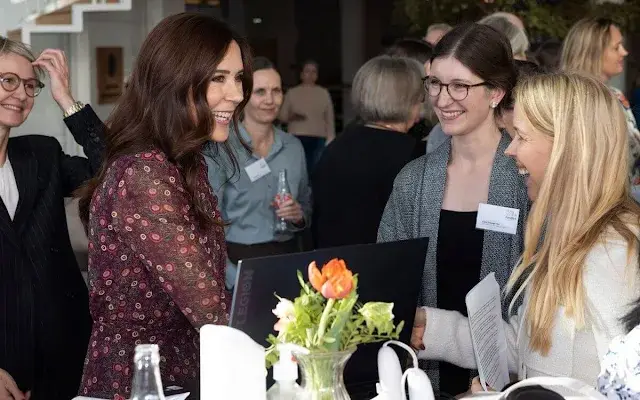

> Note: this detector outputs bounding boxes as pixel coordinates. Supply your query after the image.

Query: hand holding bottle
[274,197,303,223]
[273,170,303,234]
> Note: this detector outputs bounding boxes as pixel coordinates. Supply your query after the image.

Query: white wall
[10,0,185,155]
[84,0,145,121]
[0,1,29,36]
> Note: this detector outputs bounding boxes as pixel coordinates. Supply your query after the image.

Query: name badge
[244,158,271,182]
[476,203,519,235]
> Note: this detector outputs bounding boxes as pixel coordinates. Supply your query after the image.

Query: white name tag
[476,203,519,235]
[244,158,271,182]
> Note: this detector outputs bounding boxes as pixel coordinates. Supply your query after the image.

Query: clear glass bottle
[129,344,166,400]
[274,169,292,235]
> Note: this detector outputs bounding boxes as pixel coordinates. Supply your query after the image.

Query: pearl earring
[491,102,497,109]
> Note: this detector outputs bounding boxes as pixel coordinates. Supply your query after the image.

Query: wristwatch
[63,101,85,118]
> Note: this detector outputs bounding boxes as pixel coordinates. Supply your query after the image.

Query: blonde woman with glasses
[412,72,640,386]
[560,18,640,191]
[0,37,103,400]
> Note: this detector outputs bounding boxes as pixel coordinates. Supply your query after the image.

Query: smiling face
[601,25,628,81]
[428,56,504,136]
[245,68,283,125]
[207,40,245,142]
[504,103,553,201]
[0,52,37,129]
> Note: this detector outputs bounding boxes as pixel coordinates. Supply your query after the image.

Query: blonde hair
[507,72,640,354]
[560,18,617,78]
[479,15,529,60]
[0,36,43,78]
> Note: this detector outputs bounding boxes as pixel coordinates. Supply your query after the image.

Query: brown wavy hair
[76,13,253,230]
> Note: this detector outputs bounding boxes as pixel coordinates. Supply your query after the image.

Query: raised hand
[32,48,75,111]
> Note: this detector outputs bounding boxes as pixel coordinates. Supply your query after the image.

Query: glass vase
[293,348,355,400]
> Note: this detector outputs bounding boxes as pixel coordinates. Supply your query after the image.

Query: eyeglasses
[423,76,487,101]
[0,72,45,98]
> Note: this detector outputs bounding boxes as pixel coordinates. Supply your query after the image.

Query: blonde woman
[411,73,640,385]
[560,18,640,187]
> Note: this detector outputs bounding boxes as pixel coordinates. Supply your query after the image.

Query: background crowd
[0,6,640,400]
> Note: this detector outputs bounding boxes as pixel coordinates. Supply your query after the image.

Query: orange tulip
[308,258,354,299]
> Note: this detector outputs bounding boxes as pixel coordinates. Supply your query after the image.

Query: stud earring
[491,102,497,109]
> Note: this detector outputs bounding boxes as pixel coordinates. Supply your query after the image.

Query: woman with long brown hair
[75,13,252,399]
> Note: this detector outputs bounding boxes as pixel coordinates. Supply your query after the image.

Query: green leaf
[395,321,405,336]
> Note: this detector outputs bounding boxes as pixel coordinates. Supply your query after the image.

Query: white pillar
[339,0,365,126]
[145,0,185,35]
[68,28,91,156]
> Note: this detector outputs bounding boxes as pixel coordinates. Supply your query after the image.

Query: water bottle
[129,344,166,400]
[274,169,292,235]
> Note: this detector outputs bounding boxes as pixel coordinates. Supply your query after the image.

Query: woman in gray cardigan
[377,23,529,396]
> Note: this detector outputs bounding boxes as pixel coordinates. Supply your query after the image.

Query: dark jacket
[311,124,417,248]
[0,105,104,400]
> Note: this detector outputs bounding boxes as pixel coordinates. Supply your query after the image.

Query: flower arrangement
[265,258,403,366]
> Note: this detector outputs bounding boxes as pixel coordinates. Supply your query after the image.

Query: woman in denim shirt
[204,57,311,289]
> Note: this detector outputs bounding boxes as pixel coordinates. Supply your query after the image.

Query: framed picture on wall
[96,47,124,104]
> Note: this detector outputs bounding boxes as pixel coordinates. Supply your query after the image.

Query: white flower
[272,298,295,319]
[272,298,295,332]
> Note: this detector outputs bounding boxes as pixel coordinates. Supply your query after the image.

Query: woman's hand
[411,307,427,351]
[32,48,75,111]
[471,376,495,393]
[274,197,304,224]
[0,369,26,400]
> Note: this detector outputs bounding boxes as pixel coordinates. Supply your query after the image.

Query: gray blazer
[377,131,529,392]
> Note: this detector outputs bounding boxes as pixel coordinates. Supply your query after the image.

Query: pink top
[79,150,230,399]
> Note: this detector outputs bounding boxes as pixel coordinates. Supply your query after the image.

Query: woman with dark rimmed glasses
[0,37,104,400]
[378,23,529,397]
[0,72,45,97]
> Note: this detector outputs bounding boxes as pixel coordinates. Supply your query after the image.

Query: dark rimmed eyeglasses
[423,76,488,101]
[0,72,45,98]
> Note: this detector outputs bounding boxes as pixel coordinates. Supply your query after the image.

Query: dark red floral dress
[79,150,230,399]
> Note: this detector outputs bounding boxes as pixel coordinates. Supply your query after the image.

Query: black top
[436,210,484,396]
[0,105,104,400]
[407,118,432,160]
[311,124,417,248]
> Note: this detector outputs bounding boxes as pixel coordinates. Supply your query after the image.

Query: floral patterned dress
[79,150,230,399]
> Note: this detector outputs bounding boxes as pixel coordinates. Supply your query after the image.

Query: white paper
[465,273,510,392]
[244,158,271,182]
[476,203,519,235]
